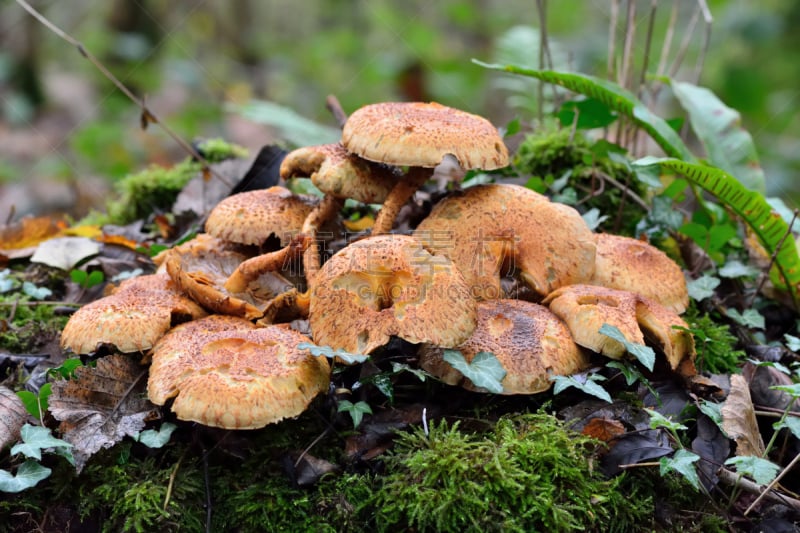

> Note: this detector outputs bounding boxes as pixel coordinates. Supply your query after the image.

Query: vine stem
[14,0,232,187]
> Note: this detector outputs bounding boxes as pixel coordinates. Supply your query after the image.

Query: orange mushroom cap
[309,234,477,355]
[414,183,596,300]
[147,315,330,429]
[590,233,689,314]
[342,102,509,170]
[60,272,207,355]
[419,299,590,394]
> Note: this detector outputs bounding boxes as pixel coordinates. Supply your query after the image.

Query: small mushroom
[159,234,301,321]
[205,186,317,247]
[413,183,596,301]
[309,234,477,355]
[542,284,695,375]
[60,272,207,355]
[147,315,330,429]
[590,233,689,314]
[418,299,589,394]
[342,102,509,234]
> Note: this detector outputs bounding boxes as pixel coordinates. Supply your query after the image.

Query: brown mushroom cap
[590,233,689,314]
[205,186,316,246]
[542,284,695,373]
[419,299,589,394]
[309,234,477,355]
[147,315,330,429]
[60,272,207,354]
[161,234,298,320]
[413,184,596,300]
[280,143,397,204]
[342,101,509,170]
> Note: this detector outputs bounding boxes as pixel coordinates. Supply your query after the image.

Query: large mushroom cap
[309,234,477,355]
[147,315,330,429]
[414,184,596,300]
[419,299,589,394]
[542,284,695,374]
[205,186,316,246]
[590,233,689,314]
[342,102,509,170]
[161,234,299,320]
[60,272,207,355]
[280,143,397,204]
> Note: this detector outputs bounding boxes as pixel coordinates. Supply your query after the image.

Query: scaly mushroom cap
[147,315,330,429]
[414,184,596,300]
[161,234,297,320]
[205,186,316,246]
[419,299,589,394]
[590,233,689,314]
[280,143,397,204]
[542,284,695,374]
[60,272,207,354]
[342,102,509,170]
[309,234,477,355]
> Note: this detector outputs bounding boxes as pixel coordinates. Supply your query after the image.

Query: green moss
[360,413,649,532]
[0,296,69,354]
[683,304,746,374]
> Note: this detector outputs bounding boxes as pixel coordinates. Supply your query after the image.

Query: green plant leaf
[697,401,725,435]
[660,449,701,490]
[442,350,506,394]
[11,424,73,461]
[637,158,800,305]
[669,80,765,193]
[473,61,695,161]
[726,309,765,330]
[47,358,83,379]
[645,408,688,433]
[298,342,369,365]
[770,383,800,398]
[0,460,52,493]
[784,334,800,352]
[598,324,656,371]
[718,260,760,279]
[337,400,372,428]
[16,383,50,420]
[725,456,781,486]
[21,281,51,300]
[231,99,340,147]
[686,274,721,301]
[773,416,800,441]
[557,98,618,129]
[551,374,612,403]
[0,269,16,292]
[135,422,177,448]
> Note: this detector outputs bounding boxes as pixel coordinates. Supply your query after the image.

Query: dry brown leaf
[721,374,765,457]
[0,216,67,259]
[0,386,28,449]
[48,354,159,471]
[582,417,626,443]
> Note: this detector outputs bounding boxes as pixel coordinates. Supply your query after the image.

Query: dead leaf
[0,216,67,259]
[284,452,339,487]
[721,374,765,457]
[744,362,800,413]
[48,354,159,471]
[30,237,101,270]
[343,215,374,232]
[691,414,730,491]
[0,386,28,448]
[581,417,625,443]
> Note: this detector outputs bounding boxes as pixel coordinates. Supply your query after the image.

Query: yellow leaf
[343,215,374,232]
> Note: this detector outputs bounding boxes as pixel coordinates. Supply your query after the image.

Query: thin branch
[693,0,713,84]
[667,5,701,78]
[608,0,620,82]
[535,0,547,123]
[717,466,800,513]
[656,1,679,78]
[14,0,232,187]
[325,94,348,129]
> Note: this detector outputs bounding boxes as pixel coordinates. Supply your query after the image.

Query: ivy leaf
[599,324,655,371]
[337,400,372,428]
[697,401,725,435]
[442,350,506,394]
[773,416,800,441]
[298,342,369,365]
[770,383,800,399]
[660,449,702,490]
[0,460,52,493]
[390,362,430,382]
[581,208,609,231]
[718,260,760,279]
[726,309,765,330]
[551,374,612,403]
[11,424,73,462]
[135,422,177,449]
[686,274,720,301]
[725,456,780,486]
[0,269,16,292]
[21,281,52,300]
[645,408,688,433]
[784,334,800,352]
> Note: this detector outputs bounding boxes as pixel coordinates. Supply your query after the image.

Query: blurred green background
[1,0,798,215]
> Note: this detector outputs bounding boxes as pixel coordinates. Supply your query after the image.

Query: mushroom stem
[302,195,344,282]
[371,166,430,235]
[224,233,308,294]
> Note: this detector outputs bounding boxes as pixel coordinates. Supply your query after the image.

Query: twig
[203,446,212,533]
[535,0,547,124]
[14,0,232,187]
[325,94,348,129]
[607,0,619,82]
[745,451,800,515]
[163,450,187,512]
[632,0,658,156]
[716,465,800,513]
[667,5,701,78]
[592,169,651,212]
[656,1,679,79]
[694,0,713,84]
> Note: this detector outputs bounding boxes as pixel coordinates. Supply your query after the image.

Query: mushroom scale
[414,183,597,301]
[419,299,590,394]
[147,315,330,429]
[309,234,477,355]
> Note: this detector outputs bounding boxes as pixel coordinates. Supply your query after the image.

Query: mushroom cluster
[60,100,695,430]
